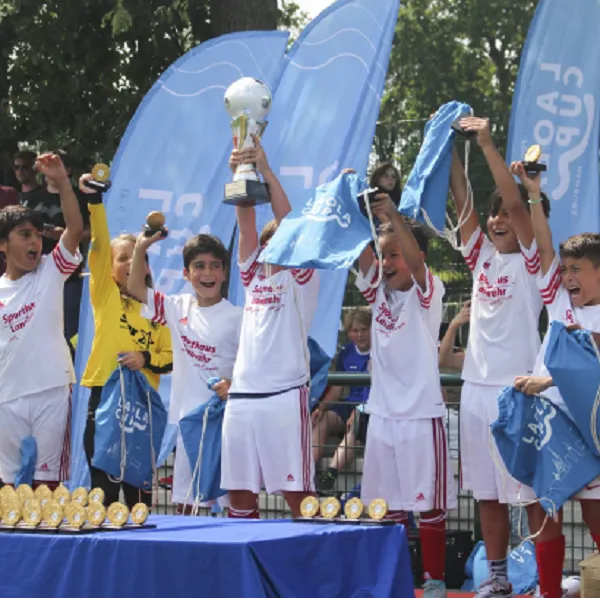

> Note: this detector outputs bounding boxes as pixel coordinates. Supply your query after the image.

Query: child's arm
[372,194,427,290]
[439,301,470,370]
[36,154,83,255]
[128,230,167,304]
[514,375,554,396]
[462,117,535,248]
[143,324,173,375]
[449,147,480,245]
[509,162,555,275]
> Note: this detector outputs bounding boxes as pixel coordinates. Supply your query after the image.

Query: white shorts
[460,381,520,503]
[0,386,71,484]
[221,386,314,495]
[519,477,600,503]
[361,415,457,512]
[172,432,230,509]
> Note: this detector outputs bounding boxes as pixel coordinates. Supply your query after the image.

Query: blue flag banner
[466,541,538,595]
[399,101,472,232]
[229,0,401,370]
[507,0,600,244]
[69,31,290,488]
[259,173,372,269]
[491,386,600,516]
[179,383,227,504]
[92,367,167,490]
[545,320,600,456]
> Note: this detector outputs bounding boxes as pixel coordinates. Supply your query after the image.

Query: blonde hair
[260,219,278,247]
[110,234,153,305]
[344,307,372,332]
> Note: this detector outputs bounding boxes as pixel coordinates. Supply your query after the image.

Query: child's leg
[312,409,345,464]
[228,490,260,518]
[580,498,600,548]
[330,426,360,472]
[420,510,447,582]
[525,500,564,598]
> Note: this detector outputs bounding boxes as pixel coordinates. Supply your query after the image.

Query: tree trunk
[210,0,279,37]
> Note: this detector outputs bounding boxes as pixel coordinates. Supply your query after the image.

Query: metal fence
[153,372,594,576]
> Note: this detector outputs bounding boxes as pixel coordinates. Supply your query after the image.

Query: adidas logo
[286,474,295,482]
[0,301,4,308]
[416,492,425,501]
[179,317,188,325]
[40,463,49,472]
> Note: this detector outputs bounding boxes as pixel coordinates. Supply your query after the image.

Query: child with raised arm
[0,153,83,489]
[78,175,172,508]
[128,230,242,514]
[356,192,454,598]
[509,161,600,598]
[450,117,550,598]
[221,137,320,519]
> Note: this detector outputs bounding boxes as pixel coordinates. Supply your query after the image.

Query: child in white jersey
[128,231,242,514]
[0,153,83,489]
[450,117,550,598]
[221,137,319,519]
[356,194,455,598]
[509,161,600,598]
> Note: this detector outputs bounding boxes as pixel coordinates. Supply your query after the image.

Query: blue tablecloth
[0,515,413,598]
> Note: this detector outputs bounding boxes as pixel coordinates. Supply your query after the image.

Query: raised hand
[36,153,69,185]
[509,161,542,196]
[459,117,493,148]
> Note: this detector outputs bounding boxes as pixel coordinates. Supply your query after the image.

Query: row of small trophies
[0,484,149,531]
[297,496,394,525]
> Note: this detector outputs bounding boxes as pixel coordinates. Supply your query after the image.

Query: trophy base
[523,162,547,175]
[292,517,332,524]
[143,225,168,238]
[224,181,270,207]
[84,180,111,193]
[451,117,476,139]
[357,519,397,526]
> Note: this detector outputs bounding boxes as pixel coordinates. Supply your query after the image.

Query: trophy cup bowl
[143,211,168,238]
[223,77,272,207]
[523,144,547,175]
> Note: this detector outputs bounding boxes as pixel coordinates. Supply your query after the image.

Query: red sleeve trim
[464,230,484,272]
[291,268,314,285]
[540,264,561,305]
[522,248,541,275]
[359,264,379,305]
[417,269,435,309]
[240,256,260,288]
[151,290,167,325]
[52,244,79,275]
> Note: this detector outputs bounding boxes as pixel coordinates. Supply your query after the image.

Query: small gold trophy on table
[523,144,547,176]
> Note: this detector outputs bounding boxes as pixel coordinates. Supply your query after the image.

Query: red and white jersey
[143,291,242,423]
[356,263,445,420]
[533,256,600,413]
[461,227,543,386]
[230,247,320,395]
[0,239,81,404]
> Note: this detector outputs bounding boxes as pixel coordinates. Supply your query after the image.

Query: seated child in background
[311,308,371,465]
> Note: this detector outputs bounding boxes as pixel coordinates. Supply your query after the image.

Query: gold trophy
[89,487,105,505]
[295,496,321,523]
[42,500,64,529]
[362,498,395,525]
[54,484,71,507]
[85,163,112,192]
[2,501,21,527]
[223,77,272,206]
[64,503,86,529]
[143,211,168,239]
[523,144,547,175]
[320,497,342,520]
[107,503,129,528]
[71,488,89,507]
[22,499,43,527]
[344,498,364,521]
[131,503,149,526]
[34,484,54,507]
[16,484,34,504]
[87,503,106,528]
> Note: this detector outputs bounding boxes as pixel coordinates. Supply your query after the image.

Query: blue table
[0,516,414,598]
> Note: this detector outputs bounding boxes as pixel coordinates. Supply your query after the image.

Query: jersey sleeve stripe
[417,269,435,309]
[291,268,314,285]
[464,230,484,272]
[151,290,167,325]
[241,259,259,287]
[52,244,79,274]
[358,266,379,305]
[540,265,562,305]
[522,249,541,274]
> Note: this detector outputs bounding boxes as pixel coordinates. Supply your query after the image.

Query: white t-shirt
[230,247,320,395]
[143,290,242,423]
[533,256,600,414]
[0,239,82,404]
[461,227,543,386]
[356,263,445,420]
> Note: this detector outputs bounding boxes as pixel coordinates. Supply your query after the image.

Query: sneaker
[316,470,337,494]
[475,578,513,598]
[423,579,447,598]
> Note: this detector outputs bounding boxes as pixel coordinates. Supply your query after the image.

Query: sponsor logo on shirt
[374,302,405,336]
[2,301,36,333]
[477,272,513,305]
[248,282,286,312]
[180,335,217,369]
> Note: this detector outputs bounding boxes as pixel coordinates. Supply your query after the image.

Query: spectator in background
[311,308,371,465]
[17,149,90,348]
[369,161,401,206]
[0,185,19,276]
